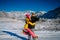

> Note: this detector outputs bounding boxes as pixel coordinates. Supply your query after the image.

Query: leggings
[26,28,36,38]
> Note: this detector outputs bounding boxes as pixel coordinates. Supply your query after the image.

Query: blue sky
[0,0,60,12]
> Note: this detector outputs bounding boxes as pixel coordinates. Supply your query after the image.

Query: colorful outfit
[23,13,39,40]
[23,17,36,38]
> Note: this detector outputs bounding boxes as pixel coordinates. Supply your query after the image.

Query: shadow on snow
[2,31,28,40]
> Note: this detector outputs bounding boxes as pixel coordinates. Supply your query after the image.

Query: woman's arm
[28,21,35,25]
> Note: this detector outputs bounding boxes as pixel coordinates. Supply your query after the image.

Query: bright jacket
[24,18,35,29]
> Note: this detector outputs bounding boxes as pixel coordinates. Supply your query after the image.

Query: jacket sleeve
[28,21,35,25]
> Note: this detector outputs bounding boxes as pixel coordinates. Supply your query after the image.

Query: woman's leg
[26,28,36,38]
[28,33,31,40]
[31,29,38,40]
[25,28,38,40]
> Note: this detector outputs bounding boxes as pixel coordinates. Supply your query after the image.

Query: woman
[23,13,39,40]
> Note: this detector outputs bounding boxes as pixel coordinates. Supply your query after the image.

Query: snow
[0,18,60,40]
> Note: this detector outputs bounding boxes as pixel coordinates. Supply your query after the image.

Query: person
[23,13,39,40]
[27,13,39,40]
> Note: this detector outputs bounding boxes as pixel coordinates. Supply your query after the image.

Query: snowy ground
[0,18,60,40]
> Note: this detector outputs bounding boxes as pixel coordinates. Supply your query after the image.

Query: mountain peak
[41,7,60,19]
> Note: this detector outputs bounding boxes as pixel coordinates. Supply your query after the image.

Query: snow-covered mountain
[41,7,60,19]
[0,11,26,19]
[0,7,60,19]
[1,10,60,30]
[7,11,25,19]
[37,11,47,17]
[0,11,8,17]
[0,10,46,19]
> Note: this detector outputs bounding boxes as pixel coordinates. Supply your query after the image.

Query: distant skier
[23,13,39,40]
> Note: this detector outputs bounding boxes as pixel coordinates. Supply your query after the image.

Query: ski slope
[0,19,60,40]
